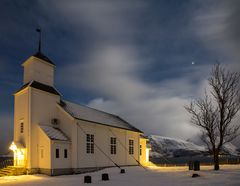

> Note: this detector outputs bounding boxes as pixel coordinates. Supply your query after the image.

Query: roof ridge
[63,99,118,117]
[61,100,143,133]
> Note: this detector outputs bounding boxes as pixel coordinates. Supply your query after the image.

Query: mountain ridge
[149,135,239,158]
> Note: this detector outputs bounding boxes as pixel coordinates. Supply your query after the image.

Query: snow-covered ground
[0,165,240,186]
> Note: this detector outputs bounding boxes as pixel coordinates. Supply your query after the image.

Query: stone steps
[0,166,26,177]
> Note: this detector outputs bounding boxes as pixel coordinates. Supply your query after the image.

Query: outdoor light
[9,142,17,151]
[9,141,26,167]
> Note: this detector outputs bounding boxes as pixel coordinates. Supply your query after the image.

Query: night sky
[1,0,240,154]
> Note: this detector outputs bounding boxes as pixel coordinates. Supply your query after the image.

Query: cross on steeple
[36,28,42,53]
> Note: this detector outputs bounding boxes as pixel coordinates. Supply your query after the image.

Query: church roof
[60,100,143,133]
[32,52,55,66]
[39,125,69,141]
[15,81,61,96]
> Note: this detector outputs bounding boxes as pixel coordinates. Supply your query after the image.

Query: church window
[86,134,94,154]
[140,145,142,156]
[110,137,116,154]
[20,122,24,133]
[56,148,59,158]
[129,139,134,155]
[64,149,68,158]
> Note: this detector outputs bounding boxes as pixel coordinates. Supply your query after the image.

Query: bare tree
[185,64,240,170]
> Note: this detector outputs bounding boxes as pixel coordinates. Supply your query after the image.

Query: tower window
[86,134,94,154]
[20,122,24,133]
[140,145,142,156]
[110,137,117,154]
[129,139,134,155]
[56,148,59,158]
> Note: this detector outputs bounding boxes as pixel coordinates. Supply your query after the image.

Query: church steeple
[21,29,55,86]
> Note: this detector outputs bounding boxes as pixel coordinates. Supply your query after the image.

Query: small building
[9,51,150,175]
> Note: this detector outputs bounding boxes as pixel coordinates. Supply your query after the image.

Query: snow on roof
[39,125,69,141]
[60,100,142,133]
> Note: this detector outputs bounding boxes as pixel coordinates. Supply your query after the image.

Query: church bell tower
[22,52,55,86]
[10,29,60,169]
[22,29,55,86]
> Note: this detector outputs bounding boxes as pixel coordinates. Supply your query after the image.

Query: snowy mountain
[149,135,239,158]
[149,135,206,158]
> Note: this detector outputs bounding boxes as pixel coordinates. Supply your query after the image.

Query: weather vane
[36,28,41,53]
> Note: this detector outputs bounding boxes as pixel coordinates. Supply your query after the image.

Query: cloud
[88,96,199,139]
[42,1,238,141]
[60,46,211,139]
[86,68,211,139]
[193,0,240,70]
[39,0,145,41]
[50,0,215,140]
[59,46,152,101]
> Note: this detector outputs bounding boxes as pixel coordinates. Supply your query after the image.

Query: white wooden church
[9,49,150,175]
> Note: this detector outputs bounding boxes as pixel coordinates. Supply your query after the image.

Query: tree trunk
[213,151,220,170]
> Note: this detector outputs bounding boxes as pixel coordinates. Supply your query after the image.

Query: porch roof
[39,125,70,141]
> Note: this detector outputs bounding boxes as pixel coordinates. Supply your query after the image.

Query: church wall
[14,88,30,168]
[23,57,54,86]
[108,127,128,166]
[75,120,140,168]
[56,106,74,142]
[14,89,29,148]
[126,130,140,165]
[37,127,51,169]
[139,138,147,164]
[56,106,77,168]
[51,141,71,169]
[93,124,112,167]
[71,124,78,168]
[76,121,96,168]
[30,88,60,168]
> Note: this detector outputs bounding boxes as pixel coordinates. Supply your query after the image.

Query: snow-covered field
[0,165,240,186]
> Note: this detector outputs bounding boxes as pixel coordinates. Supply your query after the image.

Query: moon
[192,61,195,65]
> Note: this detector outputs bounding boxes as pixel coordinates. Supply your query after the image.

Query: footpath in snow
[0,165,240,186]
